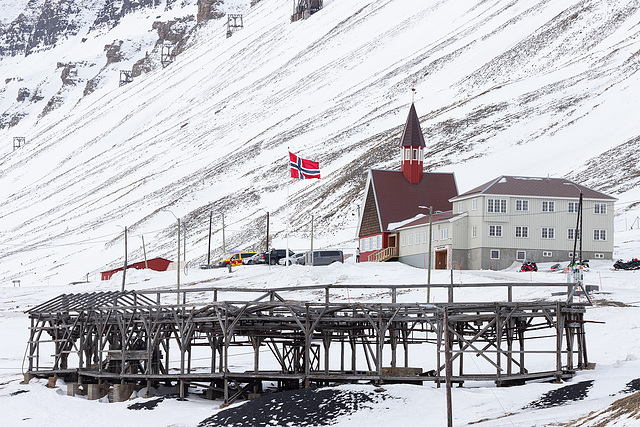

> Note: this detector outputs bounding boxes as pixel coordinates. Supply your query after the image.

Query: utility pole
[222,214,226,254]
[311,214,314,265]
[428,206,433,302]
[265,211,270,252]
[207,211,213,266]
[177,218,181,304]
[141,235,148,269]
[121,226,128,293]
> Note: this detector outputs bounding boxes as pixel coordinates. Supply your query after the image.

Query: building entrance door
[435,250,447,269]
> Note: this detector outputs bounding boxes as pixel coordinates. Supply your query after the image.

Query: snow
[1,227,640,426]
[1,0,640,424]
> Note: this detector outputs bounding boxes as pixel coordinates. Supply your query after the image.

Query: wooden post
[444,308,453,427]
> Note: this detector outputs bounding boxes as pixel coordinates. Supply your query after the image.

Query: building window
[542,201,555,212]
[370,236,377,251]
[422,231,428,244]
[490,250,500,259]
[405,148,411,160]
[568,201,580,213]
[412,149,418,160]
[472,198,477,211]
[401,235,406,247]
[377,235,382,249]
[515,200,529,211]
[458,201,463,213]
[489,225,503,237]
[515,226,529,238]
[408,234,413,245]
[487,199,507,213]
[541,227,555,239]
[567,228,581,240]
[441,228,449,239]
[516,251,526,261]
[363,238,370,251]
[594,203,607,214]
[419,149,423,161]
[543,251,552,257]
[568,252,574,258]
[415,232,420,245]
[595,253,605,259]
[593,229,607,241]
[472,226,477,238]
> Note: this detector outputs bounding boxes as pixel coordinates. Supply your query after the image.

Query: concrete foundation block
[67,383,83,397]
[113,383,137,402]
[46,376,57,388]
[87,384,110,401]
[20,373,35,384]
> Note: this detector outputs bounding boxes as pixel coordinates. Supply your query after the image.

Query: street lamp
[419,206,433,302]
[164,209,181,304]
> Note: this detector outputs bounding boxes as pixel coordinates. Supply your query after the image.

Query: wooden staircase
[369,246,399,262]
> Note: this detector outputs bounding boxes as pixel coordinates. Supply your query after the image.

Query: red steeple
[399,103,426,184]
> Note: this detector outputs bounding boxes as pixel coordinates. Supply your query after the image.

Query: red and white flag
[289,151,320,179]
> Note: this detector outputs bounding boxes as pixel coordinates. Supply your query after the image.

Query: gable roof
[399,103,426,147]
[390,210,461,230]
[366,169,458,233]
[451,176,617,201]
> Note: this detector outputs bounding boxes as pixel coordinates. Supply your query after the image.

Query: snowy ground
[1,227,640,426]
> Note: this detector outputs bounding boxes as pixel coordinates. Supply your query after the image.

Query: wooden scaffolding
[24,283,590,404]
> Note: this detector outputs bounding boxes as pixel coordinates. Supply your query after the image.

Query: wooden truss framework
[226,14,243,38]
[25,283,589,405]
[291,0,323,22]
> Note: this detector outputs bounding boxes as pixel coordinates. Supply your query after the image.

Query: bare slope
[1,0,639,283]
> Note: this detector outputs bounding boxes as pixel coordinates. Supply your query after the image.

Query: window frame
[515,199,529,211]
[568,201,579,213]
[515,226,529,238]
[542,201,555,212]
[541,227,555,239]
[487,198,507,213]
[516,250,526,261]
[594,203,607,215]
[593,229,607,241]
[490,249,500,260]
[489,225,503,237]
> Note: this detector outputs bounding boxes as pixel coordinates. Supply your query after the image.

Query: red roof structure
[452,176,616,201]
[101,257,173,281]
[362,170,458,234]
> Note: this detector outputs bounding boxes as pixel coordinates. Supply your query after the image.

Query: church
[355,103,458,263]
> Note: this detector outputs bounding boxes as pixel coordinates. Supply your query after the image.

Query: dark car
[266,249,295,265]
[303,250,344,266]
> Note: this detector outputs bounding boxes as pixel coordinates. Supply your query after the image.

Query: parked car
[279,252,305,265]
[266,249,295,265]
[218,251,257,267]
[303,250,344,266]
[243,252,267,265]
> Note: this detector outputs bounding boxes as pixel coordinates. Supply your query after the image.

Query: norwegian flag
[289,151,320,179]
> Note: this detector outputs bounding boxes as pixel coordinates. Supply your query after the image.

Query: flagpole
[286,151,291,267]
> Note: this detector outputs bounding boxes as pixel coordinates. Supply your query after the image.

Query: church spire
[399,102,426,184]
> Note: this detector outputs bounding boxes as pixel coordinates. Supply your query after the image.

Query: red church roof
[369,169,458,232]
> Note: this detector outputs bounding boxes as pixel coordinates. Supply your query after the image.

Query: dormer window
[412,149,418,160]
[405,148,411,160]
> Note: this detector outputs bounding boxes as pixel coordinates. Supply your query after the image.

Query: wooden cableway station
[24,282,592,404]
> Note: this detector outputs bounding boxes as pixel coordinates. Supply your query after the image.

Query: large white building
[394,176,616,270]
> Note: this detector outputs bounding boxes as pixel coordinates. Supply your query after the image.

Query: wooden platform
[25,283,590,404]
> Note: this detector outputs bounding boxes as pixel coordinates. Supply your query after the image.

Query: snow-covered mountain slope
[1,0,640,284]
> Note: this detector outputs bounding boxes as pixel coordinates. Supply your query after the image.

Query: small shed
[101,257,172,281]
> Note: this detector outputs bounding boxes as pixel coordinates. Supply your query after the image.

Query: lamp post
[164,209,181,304]
[419,206,433,302]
